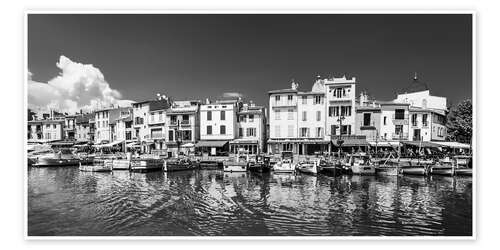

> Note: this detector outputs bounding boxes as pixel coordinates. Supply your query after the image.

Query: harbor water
[28,167,473,236]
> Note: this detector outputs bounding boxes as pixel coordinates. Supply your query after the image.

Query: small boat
[347,154,376,175]
[429,158,455,176]
[247,155,271,173]
[318,159,342,176]
[399,159,429,176]
[455,167,473,176]
[223,161,248,172]
[164,158,197,172]
[373,155,399,176]
[79,159,112,172]
[32,149,81,167]
[112,159,131,170]
[273,159,296,173]
[198,160,222,170]
[130,158,164,172]
[296,159,319,175]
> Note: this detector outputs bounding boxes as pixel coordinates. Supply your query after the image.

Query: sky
[28,14,472,113]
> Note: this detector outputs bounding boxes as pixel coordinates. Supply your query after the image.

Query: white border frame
[24,10,476,241]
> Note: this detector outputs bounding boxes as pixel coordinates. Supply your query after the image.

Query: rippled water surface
[28,167,473,236]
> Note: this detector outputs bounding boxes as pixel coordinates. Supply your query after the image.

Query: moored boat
[373,156,399,176]
[296,159,319,175]
[273,159,296,173]
[399,159,429,176]
[130,158,164,172]
[247,155,271,173]
[164,158,197,172]
[223,161,248,172]
[454,167,473,176]
[318,159,342,176]
[32,149,81,167]
[429,158,455,176]
[79,159,112,172]
[347,154,376,175]
[112,159,131,170]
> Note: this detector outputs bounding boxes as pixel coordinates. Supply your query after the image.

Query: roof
[297,91,325,96]
[195,140,229,147]
[268,88,298,94]
[400,76,430,94]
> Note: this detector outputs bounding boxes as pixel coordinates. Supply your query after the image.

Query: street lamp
[336,115,346,157]
[174,119,182,157]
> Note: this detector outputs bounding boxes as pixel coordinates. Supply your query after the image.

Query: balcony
[329,94,351,102]
[272,101,297,108]
[168,120,191,127]
[148,119,165,125]
[150,133,166,139]
[391,133,409,140]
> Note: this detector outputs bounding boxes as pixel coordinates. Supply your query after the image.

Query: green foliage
[446,99,472,143]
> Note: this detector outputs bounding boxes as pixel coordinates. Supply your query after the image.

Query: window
[334,106,340,117]
[182,115,189,122]
[288,95,293,101]
[207,111,212,121]
[422,114,428,127]
[246,128,256,137]
[53,124,56,129]
[328,107,333,117]
[275,125,281,137]
[168,130,174,141]
[341,125,351,135]
[302,96,307,104]
[220,110,225,120]
[383,116,387,125]
[275,110,281,120]
[363,113,371,126]
[341,106,352,116]
[395,109,405,120]
[302,111,307,121]
[181,130,192,141]
[239,128,243,138]
[411,114,418,126]
[207,125,212,135]
[220,125,226,135]
[314,95,322,104]
[249,114,254,122]
[395,125,403,135]
[316,127,323,137]
[288,109,294,120]
[331,125,338,136]
[275,95,280,102]
[287,125,294,137]
[300,127,309,137]
[316,111,321,121]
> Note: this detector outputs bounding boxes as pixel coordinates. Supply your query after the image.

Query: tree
[446,99,472,143]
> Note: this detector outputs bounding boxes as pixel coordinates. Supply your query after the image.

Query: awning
[332,138,369,147]
[49,141,76,147]
[368,141,401,147]
[432,141,471,149]
[230,139,259,145]
[267,139,330,144]
[195,140,228,148]
[126,142,140,148]
[94,140,125,148]
[401,141,441,148]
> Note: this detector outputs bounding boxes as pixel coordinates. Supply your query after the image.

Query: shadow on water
[28,167,473,236]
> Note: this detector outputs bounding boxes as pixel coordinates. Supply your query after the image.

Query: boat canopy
[432,141,471,149]
[181,142,195,148]
[368,141,401,147]
[94,140,125,148]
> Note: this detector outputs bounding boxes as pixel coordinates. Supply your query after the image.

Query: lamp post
[174,119,182,157]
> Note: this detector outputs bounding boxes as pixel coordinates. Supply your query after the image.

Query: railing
[149,119,165,124]
[180,120,190,125]
[391,114,409,120]
[391,133,409,140]
[272,100,297,107]
[150,133,165,139]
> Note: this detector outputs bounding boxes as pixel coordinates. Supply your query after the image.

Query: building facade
[198,99,239,155]
[230,103,266,155]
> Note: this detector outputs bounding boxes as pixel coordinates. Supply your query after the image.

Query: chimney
[205,98,210,104]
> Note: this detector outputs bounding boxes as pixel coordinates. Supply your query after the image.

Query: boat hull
[429,166,455,176]
[223,163,247,172]
[130,159,164,172]
[455,168,473,176]
[198,161,222,170]
[400,166,428,176]
[111,159,131,170]
[33,158,80,167]
[375,166,399,176]
[164,163,197,172]
[352,165,376,175]
[247,163,271,173]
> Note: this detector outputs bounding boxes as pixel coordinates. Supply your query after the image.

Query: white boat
[429,157,455,176]
[399,160,429,176]
[130,158,164,172]
[79,159,112,172]
[296,159,319,175]
[346,154,376,175]
[273,159,296,173]
[223,161,248,172]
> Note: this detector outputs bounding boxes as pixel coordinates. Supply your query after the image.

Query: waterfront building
[112,108,133,142]
[164,100,201,157]
[230,102,266,155]
[131,99,171,153]
[94,107,130,144]
[63,115,76,140]
[75,113,93,142]
[197,98,239,155]
[268,75,357,155]
[28,118,65,142]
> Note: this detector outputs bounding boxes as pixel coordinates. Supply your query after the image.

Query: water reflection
[28,167,472,236]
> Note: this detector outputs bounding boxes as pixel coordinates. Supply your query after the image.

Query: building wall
[236,106,266,150]
[378,104,410,141]
[200,103,236,140]
[408,111,432,141]
[297,94,326,139]
[268,92,298,139]
[324,77,357,140]
[355,108,382,141]
[75,123,90,141]
[395,90,447,110]
[132,103,150,142]
[42,121,64,141]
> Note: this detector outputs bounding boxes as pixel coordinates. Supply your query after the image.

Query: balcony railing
[149,119,165,125]
[169,120,191,126]
[150,133,165,139]
[392,114,409,120]
[391,133,409,140]
[272,101,297,107]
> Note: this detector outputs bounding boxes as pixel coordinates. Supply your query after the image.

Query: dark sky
[28,14,472,107]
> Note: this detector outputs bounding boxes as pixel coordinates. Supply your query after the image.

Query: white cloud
[222,92,244,98]
[28,56,134,114]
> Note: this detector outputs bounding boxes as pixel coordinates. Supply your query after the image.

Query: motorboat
[79,158,112,172]
[373,155,399,176]
[296,159,319,175]
[32,148,81,167]
[129,158,164,172]
[318,159,342,176]
[247,155,271,173]
[454,155,473,176]
[429,157,455,176]
[273,159,296,173]
[399,159,430,176]
[347,154,376,175]
[164,158,197,172]
[223,161,248,172]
